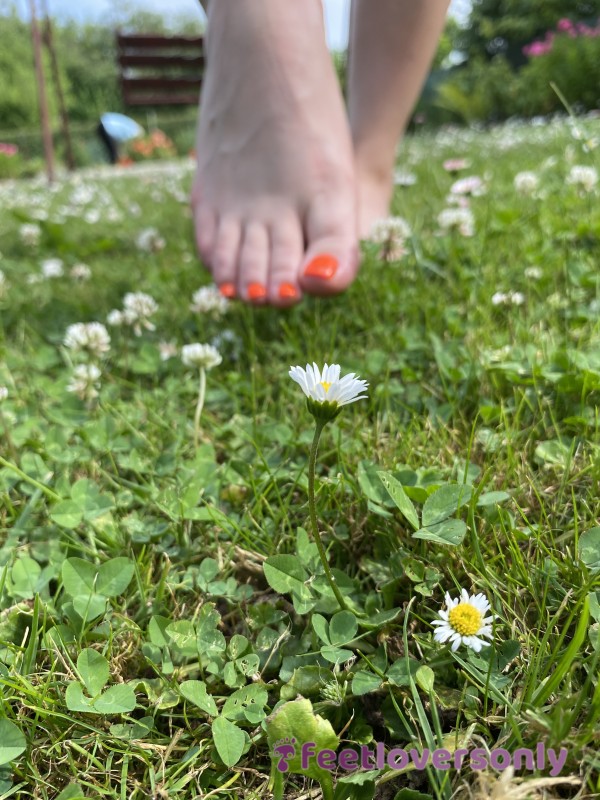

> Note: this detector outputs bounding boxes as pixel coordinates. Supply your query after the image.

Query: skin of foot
[192,0,359,306]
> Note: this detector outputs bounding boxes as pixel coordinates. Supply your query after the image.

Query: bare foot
[192,0,359,306]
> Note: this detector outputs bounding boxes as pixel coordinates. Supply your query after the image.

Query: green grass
[0,117,600,800]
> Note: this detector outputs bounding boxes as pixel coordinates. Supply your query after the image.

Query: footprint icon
[273,737,296,773]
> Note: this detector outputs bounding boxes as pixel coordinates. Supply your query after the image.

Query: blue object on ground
[100,113,144,142]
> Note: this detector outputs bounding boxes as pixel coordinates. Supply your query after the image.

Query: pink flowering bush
[0,142,23,179]
[517,19,600,114]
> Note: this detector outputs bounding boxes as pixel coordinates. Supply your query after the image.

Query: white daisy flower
[567,165,598,193]
[190,285,229,316]
[289,362,368,421]
[123,292,158,335]
[370,217,411,261]
[41,258,64,278]
[67,363,102,402]
[181,343,222,370]
[393,169,417,187]
[64,322,111,357]
[432,589,495,652]
[513,171,539,195]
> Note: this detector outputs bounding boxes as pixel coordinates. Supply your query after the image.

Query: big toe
[299,192,359,297]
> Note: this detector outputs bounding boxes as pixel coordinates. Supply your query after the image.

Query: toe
[267,213,304,307]
[213,216,242,298]
[194,203,217,267]
[299,192,359,297]
[238,221,270,304]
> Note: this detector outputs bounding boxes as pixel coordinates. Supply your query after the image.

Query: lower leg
[347,0,450,235]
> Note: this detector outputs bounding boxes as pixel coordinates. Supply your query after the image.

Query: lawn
[0,116,599,800]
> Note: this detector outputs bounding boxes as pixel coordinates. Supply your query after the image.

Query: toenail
[247,282,267,301]
[278,282,298,299]
[219,282,236,298]
[304,254,338,280]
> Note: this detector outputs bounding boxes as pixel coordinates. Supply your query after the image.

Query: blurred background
[0,0,599,177]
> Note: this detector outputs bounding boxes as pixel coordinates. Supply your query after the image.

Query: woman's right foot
[192,0,359,307]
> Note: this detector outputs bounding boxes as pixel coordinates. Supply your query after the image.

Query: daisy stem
[193,367,206,448]
[308,420,347,611]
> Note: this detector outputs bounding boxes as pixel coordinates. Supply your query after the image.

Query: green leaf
[263,555,312,600]
[65,682,96,713]
[92,684,137,714]
[378,472,420,530]
[72,593,107,621]
[328,611,358,645]
[312,614,331,645]
[212,716,246,767]
[351,670,383,696]
[320,645,354,664]
[180,680,218,716]
[412,519,467,546]
[222,684,268,723]
[0,719,26,766]
[476,491,510,507]
[281,666,328,701]
[77,648,109,696]
[96,558,134,597]
[579,528,600,573]
[415,665,435,693]
[62,558,96,597]
[421,484,472,527]
[387,658,420,687]
[10,556,41,600]
[51,499,83,529]
[266,698,339,796]
[55,784,86,800]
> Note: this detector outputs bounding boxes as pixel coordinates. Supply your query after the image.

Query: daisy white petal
[432,588,496,653]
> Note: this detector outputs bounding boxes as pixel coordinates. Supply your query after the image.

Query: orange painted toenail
[304,254,338,280]
[219,282,236,298]
[247,282,267,301]
[278,282,298,299]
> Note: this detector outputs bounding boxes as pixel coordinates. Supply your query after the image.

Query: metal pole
[40,0,76,171]
[27,0,55,182]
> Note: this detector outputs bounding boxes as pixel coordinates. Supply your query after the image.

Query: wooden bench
[116,33,204,107]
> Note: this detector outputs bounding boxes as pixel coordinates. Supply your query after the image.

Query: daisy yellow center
[448,603,482,636]
[320,381,332,392]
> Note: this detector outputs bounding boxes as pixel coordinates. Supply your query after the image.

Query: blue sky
[6,0,471,50]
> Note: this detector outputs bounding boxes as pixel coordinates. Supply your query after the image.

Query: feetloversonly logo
[273,739,568,777]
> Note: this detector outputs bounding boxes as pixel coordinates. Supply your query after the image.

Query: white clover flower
[524,266,542,280]
[289,362,368,421]
[0,386,8,402]
[84,209,101,225]
[159,340,178,361]
[70,263,92,281]
[432,589,495,652]
[135,227,166,253]
[443,158,470,173]
[123,292,159,335]
[393,169,417,187]
[67,364,102,401]
[41,258,64,278]
[514,171,539,195]
[107,309,125,326]
[370,216,411,261]
[567,165,598,193]
[0,269,6,298]
[449,176,486,196]
[26,274,42,285]
[181,343,222,370]
[19,223,41,247]
[492,290,525,307]
[190,285,229,316]
[64,322,111,357]
[437,207,475,237]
